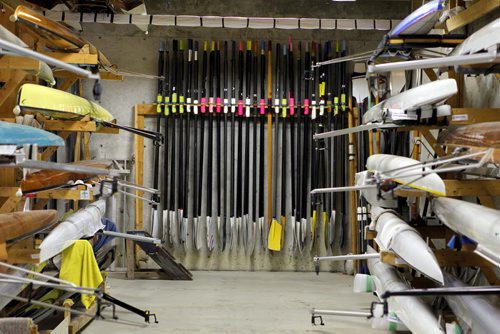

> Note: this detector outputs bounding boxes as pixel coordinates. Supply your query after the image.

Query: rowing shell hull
[367,154,446,196]
[17,84,114,122]
[370,206,443,284]
[433,197,500,262]
[363,79,457,125]
[0,210,58,243]
[21,160,111,194]
[367,245,443,334]
[452,18,500,56]
[443,272,500,334]
[390,0,443,36]
[38,199,106,262]
[0,121,64,147]
[11,5,113,66]
[0,25,55,85]
[438,122,500,163]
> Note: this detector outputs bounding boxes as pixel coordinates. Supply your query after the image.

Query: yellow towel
[60,240,103,309]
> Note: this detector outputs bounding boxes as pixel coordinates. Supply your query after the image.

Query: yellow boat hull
[17,83,114,122]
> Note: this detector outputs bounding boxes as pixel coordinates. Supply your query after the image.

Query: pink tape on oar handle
[303,99,310,115]
[216,97,221,113]
[259,99,265,115]
[209,97,214,113]
[289,98,295,116]
[238,100,244,116]
[201,97,207,113]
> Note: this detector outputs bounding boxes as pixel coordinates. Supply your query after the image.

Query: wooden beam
[0,70,27,110]
[55,70,123,81]
[445,179,500,197]
[0,197,22,214]
[134,106,145,231]
[40,52,99,65]
[441,0,500,32]
[424,68,438,82]
[451,108,500,124]
[58,77,78,92]
[0,55,41,71]
[447,69,464,108]
[397,180,500,197]
[42,119,97,132]
[434,249,495,267]
[420,128,447,157]
[0,187,94,200]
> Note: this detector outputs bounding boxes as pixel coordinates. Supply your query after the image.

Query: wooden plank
[6,237,39,264]
[364,226,376,240]
[83,132,91,160]
[74,132,81,162]
[0,185,80,203]
[0,70,26,110]
[137,104,157,116]
[379,251,408,268]
[445,179,500,197]
[0,197,22,214]
[478,196,496,208]
[420,128,447,157]
[451,108,500,124]
[68,302,97,334]
[42,120,97,132]
[58,77,78,92]
[447,69,464,108]
[96,126,120,134]
[424,68,438,82]
[55,70,123,81]
[40,52,99,65]
[134,106,145,231]
[398,180,500,197]
[442,0,500,32]
[0,55,41,71]
[434,249,495,267]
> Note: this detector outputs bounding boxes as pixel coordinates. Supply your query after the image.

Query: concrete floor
[85,271,390,333]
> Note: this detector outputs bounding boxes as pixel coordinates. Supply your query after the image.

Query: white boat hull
[366,154,446,196]
[38,199,106,263]
[443,272,500,334]
[363,79,457,125]
[370,206,443,284]
[433,197,500,261]
[367,245,443,334]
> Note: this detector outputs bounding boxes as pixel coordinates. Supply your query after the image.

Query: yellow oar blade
[267,218,282,251]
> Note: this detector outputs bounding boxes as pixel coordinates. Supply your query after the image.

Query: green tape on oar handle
[156,94,162,113]
[179,96,185,114]
[281,98,287,117]
[341,94,346,112]
[334,97,339,115]
[172,93,178,113]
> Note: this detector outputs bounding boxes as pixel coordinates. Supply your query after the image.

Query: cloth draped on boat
[60,240,103,309]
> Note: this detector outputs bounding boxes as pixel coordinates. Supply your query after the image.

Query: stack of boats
[311,2,500,333]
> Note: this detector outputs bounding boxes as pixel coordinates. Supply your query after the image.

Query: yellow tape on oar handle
[319,82,325,96]
[172,93,178,113]
[334,97,339,115]
[281,99,287,117]
[179,96,185,114]
[341,94,346,112]
[156,94,162,114]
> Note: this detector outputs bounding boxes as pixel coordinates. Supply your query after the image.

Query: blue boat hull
[0,121,65,147]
